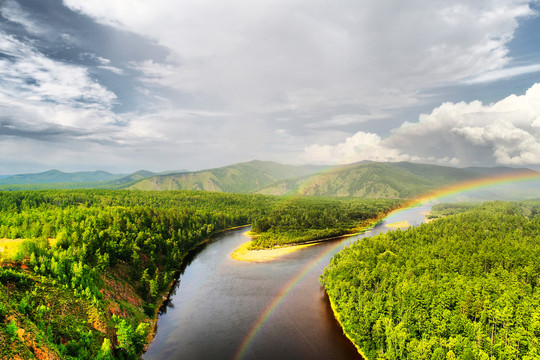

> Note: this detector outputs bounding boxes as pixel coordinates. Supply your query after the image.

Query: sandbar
[231,241,318,262]
[385,220,410,228]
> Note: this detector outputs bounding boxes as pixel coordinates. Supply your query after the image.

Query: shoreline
[234,213,389,260]
[322,207,432,360]
[385,220,410,228]
[231,239,318,262]
[232,228,377,262]
[326,292,368,359]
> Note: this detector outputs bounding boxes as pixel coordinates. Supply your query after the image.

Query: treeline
[249,197,400,249]
[428,202,481,218]
[321,201,540,359]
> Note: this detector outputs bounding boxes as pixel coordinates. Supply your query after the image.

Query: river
[143,205,431,360]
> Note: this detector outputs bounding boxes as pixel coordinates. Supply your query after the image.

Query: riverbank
[321,206,433,359]
[143,217,372,359]
[327,293,367,359]
[232,228,375,262]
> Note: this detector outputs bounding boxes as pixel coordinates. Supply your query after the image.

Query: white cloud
[465,64,540,84]
[80,52,111,65]
[63,0,536,115]
[306,113,389,129]
[303,131,413,164]
[0,32,116,109]
[0,32,132,152]
[1,0,42,35]
[304,83,540,166]
[98,65,124,75]
[1,0,538,173]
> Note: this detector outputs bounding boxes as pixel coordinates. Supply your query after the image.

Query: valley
[0,161,539,359]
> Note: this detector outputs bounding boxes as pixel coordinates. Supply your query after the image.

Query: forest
[249,197,400,249]
[0,190,274,359]
[321,201,540,359]
[0,189,397,359]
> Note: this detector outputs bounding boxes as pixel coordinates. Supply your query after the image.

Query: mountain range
[126,160,324,193]
[0,160,537,199]
[255,161,539,198]
[0,169,125,185]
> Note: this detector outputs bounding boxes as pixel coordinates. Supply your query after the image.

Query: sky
[1,0,540,174]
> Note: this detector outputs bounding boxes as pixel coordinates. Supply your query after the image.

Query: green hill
[2,162,536,197]
[256,162,538,199]
[126,160,325,192]
[0,170,160,191]
[0,170,124,185]
[463,165,537,176]
[102,170,156,188]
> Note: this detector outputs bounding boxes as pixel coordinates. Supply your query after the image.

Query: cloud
[0,0,538,173]
[98,65,124,75]
[305,113,389,129]
[303,131,415,164]
[0,31,129,147]
[79,52,110,65]
[304,83,540,166]
[63,0,536,116]
[464,63,540,84]
[0,0,42,35]
[0,32,117,109]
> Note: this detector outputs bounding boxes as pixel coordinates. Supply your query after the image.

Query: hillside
[0,190,282,359]
[102,170,156,187]
[464,165,538,176]
[0,170,124,185]
[126,160,324,192]
[256,161,537,198]
[2,161,536,197]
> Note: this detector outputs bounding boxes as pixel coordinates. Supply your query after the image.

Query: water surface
[143,205,430,360]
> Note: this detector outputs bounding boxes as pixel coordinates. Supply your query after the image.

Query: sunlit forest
[249,197,400,249]
[321,201,540,359]
[0,190,272,359]
[0,190,396,359]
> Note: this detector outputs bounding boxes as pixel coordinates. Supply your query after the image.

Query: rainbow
[233,238,346,360]
[402,170,540,209]
[233,170,540,359]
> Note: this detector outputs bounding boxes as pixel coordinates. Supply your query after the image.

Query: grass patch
[0,238,24,259]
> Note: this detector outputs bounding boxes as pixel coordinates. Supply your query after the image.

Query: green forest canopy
[249,196,399,249]
[0,189,397,359]
[321,200,540,359]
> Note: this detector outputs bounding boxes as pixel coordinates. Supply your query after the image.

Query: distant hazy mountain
[256,161,538,198]
[2,161,536,199]
[127,160,325,192]
[104,170,156,187]
[0,169,125,185]
[463,166,538,177]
